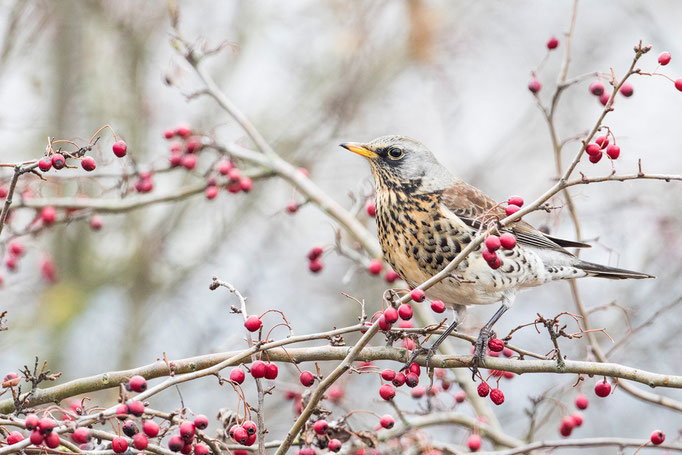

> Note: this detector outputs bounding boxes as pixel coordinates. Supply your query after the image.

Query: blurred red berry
[595,136,609,149]
[485,235,500,251]
[431,299,445,313]
[133,433,148,450]
[619,83,634,97]
[164,129,175,139]
[195,444,210,455]
[308,258,323,273]
[571,412,583,427]
[499,233,516,250]
[385,269,400,283]
[112,437,128,453]
[505,204,520,217]
[205,185,219,200]
[313,420,328,435]
[410,288,425,302]
[7,431,24,445]
[467,434,481,452]
[142,420,160,437]
[286,201,298,213]
[589,81,604,96]
[546,36,559,49]
[379,384,395,400]
[129,375,147,393]
[328,439,342,452]
[575,393,589,409]
[588,151,603,163]
[651,430,665,445]
[379,414,394,429]
[599,92,611,106]
[675,79,682,92]
[175,124,192,138]
[455,391,466,403]
[239,177,253,192]
[366,201,376,217]
[168,434,184,452]
[586,143,601,156]
[368,259,383,275]
[528,78,541,93]
[45,432,60,449]
[181,154,196,170]
[218,160,233,175]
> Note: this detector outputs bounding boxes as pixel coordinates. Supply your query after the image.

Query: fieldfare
[342,135,654,376]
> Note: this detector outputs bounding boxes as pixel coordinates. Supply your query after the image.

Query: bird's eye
[387,147,404,160]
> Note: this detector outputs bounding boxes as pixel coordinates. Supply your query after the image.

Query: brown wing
[440,180,590,254]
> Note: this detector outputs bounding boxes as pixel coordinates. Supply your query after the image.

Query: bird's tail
[575,260,655,279]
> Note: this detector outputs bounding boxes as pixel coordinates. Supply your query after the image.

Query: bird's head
[340,135,453,193]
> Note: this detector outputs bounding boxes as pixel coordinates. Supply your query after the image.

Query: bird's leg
[471,302,510,380]
[400,318,459,372]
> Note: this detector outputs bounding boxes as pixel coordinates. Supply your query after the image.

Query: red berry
[45,432,60,449]
[499,233,516,250]
[127,400,145,416]
[25,414,39,431]
[594,379,611,397]
[307,246,324,261]
[9,240,24,257]
[507,195,523,207]
[559,422,572,437]
[398,320,413,329]
[366,201,376,217]
[586,143,601,156]
[129,375,147,393]
[229,368,245,384]
[286,201,298,214]
[505,204,520,217]
[112,436,128,453]
[193,415,208,430]
[38,418,55,434]
[651,430,665,445]
[70,427,90,444]
[588,151,603,164]
[403,337,415,349]
[455,391,466,403]
[265,363,279,380]
[490,388,504,405]
[675,79,682,92]
[327,384,344,403]
[313,420,328,435]
[121,420,136,436]
[218,161,233,175]
[81,156,96,171]
[300,371,315,387]
[297,167,310,177]
[398,303,413,320]
[308,258,323,273]
[599,92,611,106]
[467,434,482,451]
[168,434,185,451]
[89,215,103,230]
[488,338,504,352]
[175,125,192,138]
[484,235,501,251]
[38,158,52,172]
[0,186,7,198]
[430,299,445,313]
[226,181,242,194]
[244,315,262,332]
[185,137,202,153]
[180,421,195,441]
[406,372,419,388]
[202,184,219,200]
[195,443,210,455]
[658,51,671,65]
[378,314,392,331]
[133,433,148,450]
[7,431,24,445]
[411,386,425,398]
[328,439,342,452]
[546,36,559,49]
[477,382,490,398]
[112,141,128,158]
[383,307,399,323]
[528,78,542,93]
[368,259,383,275]
[385,269,400,283]
[575,393,589,410]
[589,81,605,96]
[482,248,497,263]
[503,347,514,357]
[164,129,175,139]
[595,136,609,149]
[392,372,406,387]
[142,420,160,437]
[606,144,620,160]
[571,412,583,427]
[239,177,253,192]
[181,154,196,170]
[379,384,396,400]
[170,142,182,153]
[409,362,421,376]
[620,83,634,97]
[181,442,193,454]
[30,430,43,445]
[52,153,66,169]
[487,256,502,269]
[250,361,267,378]
[115,404,128,417]
[410,288,425,302]
[381,369,396,381]
[379,414,394,429]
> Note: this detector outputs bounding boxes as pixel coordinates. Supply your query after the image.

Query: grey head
[340,135,455,193]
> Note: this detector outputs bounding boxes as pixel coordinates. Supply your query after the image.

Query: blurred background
[1,0,681,452]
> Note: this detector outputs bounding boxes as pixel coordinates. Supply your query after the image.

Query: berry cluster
[585,135,620,163]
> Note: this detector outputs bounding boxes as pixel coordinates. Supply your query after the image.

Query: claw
[471,327,495,380]
[400,346,434,372]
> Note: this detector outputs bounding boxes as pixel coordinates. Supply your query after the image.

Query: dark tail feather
[576,260,655,279]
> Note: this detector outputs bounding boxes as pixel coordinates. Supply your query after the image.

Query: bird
[341,135,654,376]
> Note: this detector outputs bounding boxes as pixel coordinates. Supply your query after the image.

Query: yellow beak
[340,142,378,159]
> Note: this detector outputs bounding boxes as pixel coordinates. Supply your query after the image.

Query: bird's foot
[400,346,436,372]
[471,327,495,380]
